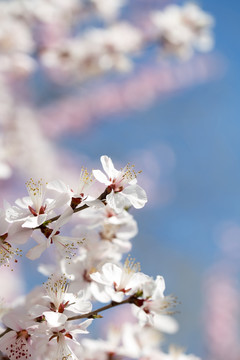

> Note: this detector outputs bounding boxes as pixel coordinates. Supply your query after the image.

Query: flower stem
[0,295,137,338]
[67,295,136,321]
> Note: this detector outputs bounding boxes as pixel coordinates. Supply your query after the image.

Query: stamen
[63,238,85,262]
[79,167,93,185]
[124,254,141,274]
[45,274,69,299]
[25,178,47,214]
[122,163,142,182]
[0,237,22,267]
[78,167,93,194]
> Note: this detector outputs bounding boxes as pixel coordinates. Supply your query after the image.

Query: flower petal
[106,191,128,213]
[26,241,48,260]
[92,169,110,185]
[100,155,118,178]
[43,311,67,327]
[121,184,147,209]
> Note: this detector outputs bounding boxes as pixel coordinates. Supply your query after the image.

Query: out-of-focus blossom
[39,54,221,139]
[151,3,214,59]
[0,18,34,54]
[0,161,11,180]
[140,346,201,360]
[204,222,240,360]
[41,22,143,82]
[90,0,126,21]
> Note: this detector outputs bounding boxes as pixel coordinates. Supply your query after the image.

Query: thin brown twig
[67,295,136,321]
[0,295,137,338]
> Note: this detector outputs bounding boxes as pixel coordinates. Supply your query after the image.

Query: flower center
[25,178,47,214]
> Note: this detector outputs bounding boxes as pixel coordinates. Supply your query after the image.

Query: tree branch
[67,294,136,321]
[0,295,137,338]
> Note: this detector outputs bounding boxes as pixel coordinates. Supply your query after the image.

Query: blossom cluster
[0,1,214,183]
[151,3,214,59]
[0,156,200,360]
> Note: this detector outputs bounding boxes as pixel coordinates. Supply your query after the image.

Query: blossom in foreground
[25,208,83,260]
[133,276,178,333]
[5,179,69,228]
[0,210,32,266]
[93,155,147,213]
[90,256,149,302]
[47,168,103,210]
[0,313,37,359]
[46,320,92,360]
[29,274,92,328]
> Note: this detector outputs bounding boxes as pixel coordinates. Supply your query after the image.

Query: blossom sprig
[1,155,147,263]
[0,155,202,359]
[93,155,147,213]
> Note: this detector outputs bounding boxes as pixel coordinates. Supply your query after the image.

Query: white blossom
[90,256,149,302]
[93,155,147,213]
[5,178,70,228]
[151,3,214,59]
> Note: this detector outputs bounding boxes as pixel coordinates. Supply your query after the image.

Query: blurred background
[0,0,240,359]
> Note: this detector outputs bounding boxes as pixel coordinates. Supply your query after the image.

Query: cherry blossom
[47,320,92,360]
[25,207,84,260]
[0,313,37,360]
[151,3,214,59]
[90,256,149,302]
[0,155,203,360]
[132,276,178,332]
[93,155,147,213]
[0,210,32,266]
[5,179,70,229]
[29,274,92,329]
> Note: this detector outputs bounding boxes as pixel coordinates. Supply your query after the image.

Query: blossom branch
[0,294,139,339]
[67,294,138,321]
[36,187,110,229]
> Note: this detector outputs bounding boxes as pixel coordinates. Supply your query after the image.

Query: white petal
[47,192,70,211]
[26,241,48,260]
[47,179,69,193]
[92,169,110,185]
[7,223,32,244]
[90,270,109,285]
[85,198,105,208]
[100,155,118,178]
[43,311,67,327]
[106,191,128,213]
[29,304,49,317]
[67,299,92,314]
[121,184,147,209]
[0,331,16,352]
[52,207,73,235]
[22,214,47,228]
[102,262,122,285]
[152,276,166,299]
[2,314,21,331]
[152,314,179,334]
[70,319,93,333]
